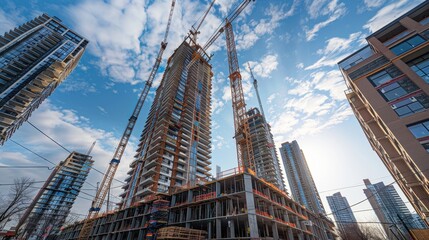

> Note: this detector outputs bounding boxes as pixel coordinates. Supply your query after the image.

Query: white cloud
[236,2,295,50]
[305,52,350,70]
[267,93,277,104]
[305,32,362,70]
[97,106,107,114]
[67,0,225,86]
[244,54,279,79]
[305,0,346,41]
[212,135,228,151]
[0,8,24,35]
[67,0,150,84]
[364,0,424,33]
[363,0,385,9]
[317,32,361,55]
[222,86,231,102]
[296,63,304,69]
[59,79,97,94]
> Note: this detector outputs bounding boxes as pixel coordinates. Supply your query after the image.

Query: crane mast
[190,0,216,44]
[78,1,176,239]
[187,0,254,70]
[225,21,255,172]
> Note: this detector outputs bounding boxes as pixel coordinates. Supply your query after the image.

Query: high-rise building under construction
[121,41,212,206]
[246,107,284,190]
[0,14,88,145]
[18,152,93,239]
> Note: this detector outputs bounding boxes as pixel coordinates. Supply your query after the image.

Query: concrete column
[186,189,193,228]
[400,16,422,31]
[216,218,222,238]
[208,221,212,239]
[228,219,235,238]
[171,194,177,206]
[268,205,279,239]
[287,228,294,240]
[244,174,259,238]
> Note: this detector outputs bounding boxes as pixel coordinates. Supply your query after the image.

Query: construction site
[59,169,336,239]
[4,0,338,239]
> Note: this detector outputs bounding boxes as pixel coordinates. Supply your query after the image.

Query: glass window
[408,120,429,139]
[378,78,419,101]
[407,52,429,83]
[422,142,429,152]
[390,35,425,55]
[368,65,403,87]
[338,46,374,70]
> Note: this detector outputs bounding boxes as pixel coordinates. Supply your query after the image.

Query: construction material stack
[157,227,207,240]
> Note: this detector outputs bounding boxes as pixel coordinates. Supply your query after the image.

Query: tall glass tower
[18,152,93,239]
[364,179,425,239]
[279,140,325,214]
[0,13,88,144]
[121,40,212,206]
[327,192,361,236]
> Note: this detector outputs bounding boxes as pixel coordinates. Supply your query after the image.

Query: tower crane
[77,1,176,239]
[190,0,216,44]
[186,0,255,171]
[225,20,255,172]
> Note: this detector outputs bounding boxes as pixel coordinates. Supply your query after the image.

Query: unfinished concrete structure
[121,40,212,207]
[338,1,429,225]
[246,107,285,190]
[59,169,337,240]
[0,14,87,144]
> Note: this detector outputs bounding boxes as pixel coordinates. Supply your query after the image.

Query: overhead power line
[9,138,126,185]
[322,168,429,219]
[27,121,71,153]
[9,139,56,165]
[0,165,54,170]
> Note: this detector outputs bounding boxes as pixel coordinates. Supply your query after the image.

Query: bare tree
[338,223,387,240]
[0,177,34,228]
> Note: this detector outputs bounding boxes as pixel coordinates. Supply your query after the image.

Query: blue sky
[0,0,425,225]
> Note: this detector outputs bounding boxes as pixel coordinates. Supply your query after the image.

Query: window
[368,65,402,87]
[378,78,419,101]
[392,93,429,117]
[407,52,429,83]
[422,142,429,152]
[408,120,429,139]
[390,35,425,55]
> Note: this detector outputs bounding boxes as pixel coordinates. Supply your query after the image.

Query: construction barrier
[194,192,216,202]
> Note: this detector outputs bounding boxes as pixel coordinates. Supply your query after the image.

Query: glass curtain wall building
[19,152,93,239]
[246,107,285,190]
[338,1,429,225]
[363,179,424,239]
[0,14,87,144]
[326,192,361,236]
[279,140,334,239]
[120,40,212,206]
[279,140,325,215]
